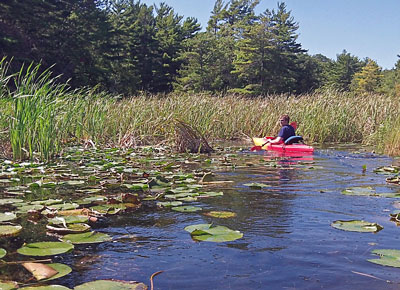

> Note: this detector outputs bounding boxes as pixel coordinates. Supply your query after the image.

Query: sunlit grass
[0,58,399,160]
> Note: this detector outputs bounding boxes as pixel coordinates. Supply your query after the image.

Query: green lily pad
[0,281,19,290]
[16,204,45,213]
[341,186,376,196]
[374,166,400,174]
[0,212,17,222]
[31,199,63,205]
[61,231,112,244]
[171,206,202,212]
[198,191,224,198]
[0,225,22,237]
[65,180,85,186]
[331,220,383,233]
[0,198,24,205]
[157,201,183,207]
[184,223,243,242]
[123,183,149,191]
[47,223,91,234]
[368,249,400,267]
[21,285,71,290]
[48,203,79,211]
[41,263,72,281]
[243,183,271,189]
[203,211,237,218]
[90,204,126,215]
[0,248,6,258]
[17,242,74,256]
[48,216,89,225]
[74,280,147,290]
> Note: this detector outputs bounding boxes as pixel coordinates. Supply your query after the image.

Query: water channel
[64,146,400,289]
[2,145,400,289]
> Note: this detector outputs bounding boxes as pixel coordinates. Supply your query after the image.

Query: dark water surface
[52,146,400,290]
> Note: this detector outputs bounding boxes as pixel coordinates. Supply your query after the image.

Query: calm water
[56,147,400,289]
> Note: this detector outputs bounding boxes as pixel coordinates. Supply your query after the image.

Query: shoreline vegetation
[0,60,399,161]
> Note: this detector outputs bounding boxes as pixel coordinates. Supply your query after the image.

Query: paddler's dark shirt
[278,125,295,141]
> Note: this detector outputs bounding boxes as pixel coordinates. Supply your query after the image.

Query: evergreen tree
[325,50,364,91]
[351,59,383,94]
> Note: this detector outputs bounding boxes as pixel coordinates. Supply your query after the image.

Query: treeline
[1,0,399,96]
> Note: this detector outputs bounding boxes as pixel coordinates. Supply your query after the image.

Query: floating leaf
[48,216,89,225]
[184,223,243,242]
[341,186,376,196]
[74,280,147,290]
[0,212,17,222]
[41,263,72,281]
[331,220,383,233]
[46,223,91,234]
[0,198,23,205]
[243,183,270,189]
[61,231,112,244]
[368,249,400,268]
[203,211,237,218]
[0,225,22,237]
[65,180,85,186]
[48,203,79,211]
[0,248,6,258]
[31,199,63,206]
[23,262,59,280]
[157,201,182,207]
[0,281,19,290]
[17,242,74,256]
[20,285,71,290]
[16,204,45,213]
[198,191,224,198]
[171,206,202,212]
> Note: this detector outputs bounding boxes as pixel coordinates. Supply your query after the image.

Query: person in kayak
[265,114,295,144]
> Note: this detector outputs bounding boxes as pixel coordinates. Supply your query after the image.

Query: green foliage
[324,50,364,91]
[351,59,383,94]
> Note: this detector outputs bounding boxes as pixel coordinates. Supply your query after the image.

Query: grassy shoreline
[1,60,399,161]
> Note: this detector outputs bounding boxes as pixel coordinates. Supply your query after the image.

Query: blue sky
[141,0,400,69]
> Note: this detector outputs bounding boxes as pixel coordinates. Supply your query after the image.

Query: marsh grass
[0,58,399,160]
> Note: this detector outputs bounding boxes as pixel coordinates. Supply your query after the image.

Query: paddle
[250,121,298,151]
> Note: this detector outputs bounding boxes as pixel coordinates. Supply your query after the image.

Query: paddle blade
[250,146,262,151]
[290,121,297,130]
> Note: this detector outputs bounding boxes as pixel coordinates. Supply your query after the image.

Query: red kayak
[252,137,314,153]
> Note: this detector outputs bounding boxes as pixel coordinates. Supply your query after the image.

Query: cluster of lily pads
[0,146,247,288]
[328,164,400,268]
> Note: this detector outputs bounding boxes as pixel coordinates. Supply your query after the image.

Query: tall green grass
[0,58,399,161]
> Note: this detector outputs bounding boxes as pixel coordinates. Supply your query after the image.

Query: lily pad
[171,206,202,212]
[0,225,22,237]
[31,199,63,206]
[243,183,271,189]
[74,280,147,290]
[48,216,89,225]
[341,186,376,196]
[41,263,72,281]
[331,220,383,233]
[48,203,79,211]
[0,212,17,222]
[203,211,237,218]
[0,281,19,290]
[198,191,224,198]
[17,242,74,256]
[21,285,71,290]
[184,223,243,242]
[61,231,112,244]
[0,248,6,258]
[46,223,91,234]
[157,201,183,207]
[0,198,24,205]
[368,249,400,268]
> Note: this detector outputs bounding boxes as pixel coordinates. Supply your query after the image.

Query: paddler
[265,114,295,144]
